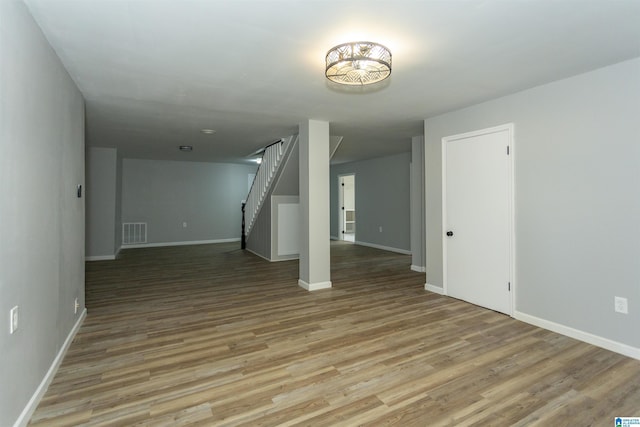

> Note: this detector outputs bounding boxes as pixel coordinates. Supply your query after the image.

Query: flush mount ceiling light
[325,41,392,86]
[179,145,193,152]
[200,129,216,135]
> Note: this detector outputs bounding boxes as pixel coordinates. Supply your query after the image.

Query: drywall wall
[0,1,85,425]
[272,139,299,196]
[114,153,123,252]
[410,136,426,271]
[271,195,300,261]
[299,120,331,289]
[331,152,411,253]
[425,58,640,350]
[86,147,118,259]
[121,159,257,245]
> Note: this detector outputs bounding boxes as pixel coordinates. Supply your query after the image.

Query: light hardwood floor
[30,242,640,426]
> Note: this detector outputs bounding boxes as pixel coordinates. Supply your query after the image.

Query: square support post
[298,120,332,290]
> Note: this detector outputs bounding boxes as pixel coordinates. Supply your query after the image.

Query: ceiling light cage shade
[325,41,392,86]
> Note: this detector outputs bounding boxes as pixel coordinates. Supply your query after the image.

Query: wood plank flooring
[30,242,640,426]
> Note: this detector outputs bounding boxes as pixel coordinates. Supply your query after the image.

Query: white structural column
[298,119,332,291]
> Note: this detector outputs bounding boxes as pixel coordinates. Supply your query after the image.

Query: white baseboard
[411,265,426,273]
[424,283,444,295]
[86,245,123,262]
[271,254,299,262]
[330,235,340,241]
[514,310,640,360]
[122,238,240,249]
[298,279,332,291]
[354,240,411,255]
[13,309,87,427]
[85,255,116,261]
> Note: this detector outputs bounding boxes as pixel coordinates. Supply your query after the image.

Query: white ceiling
[24,0,640,165]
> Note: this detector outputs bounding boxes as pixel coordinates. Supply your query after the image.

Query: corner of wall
[425,283,444,295]
[12,310,86,427]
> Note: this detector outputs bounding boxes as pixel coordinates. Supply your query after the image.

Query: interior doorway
[338,174,356,242]
[442,124,514,316]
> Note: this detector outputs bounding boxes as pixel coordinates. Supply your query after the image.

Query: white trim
[354,240,411,255]
[86,245,122,261]
[270,255,299,262]
[246,247,299,263]
[441,135,447,295]
[13,309,87,427]
[425,283,445,295]
[329,136,344,158]
[514,311,640,360]
[337,172,356,242]
[85,254,116,261]
[411,265,426,273]
[441,123,515,315]
[122,238,240,249]
[508,126,517,316]
[298,279,332,291]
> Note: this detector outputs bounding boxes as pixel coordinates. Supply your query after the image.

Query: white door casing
[442,124,514,315]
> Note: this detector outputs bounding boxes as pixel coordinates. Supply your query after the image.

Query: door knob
[446,231,454,237]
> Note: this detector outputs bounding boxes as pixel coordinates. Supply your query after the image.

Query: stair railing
[242,136,293,241]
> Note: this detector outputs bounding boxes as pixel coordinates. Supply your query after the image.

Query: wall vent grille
[122,222,147,245]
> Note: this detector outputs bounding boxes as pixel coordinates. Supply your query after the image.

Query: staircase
[241,134,342,258]
[243,135,296,240]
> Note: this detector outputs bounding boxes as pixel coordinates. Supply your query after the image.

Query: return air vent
[122,222,147,245]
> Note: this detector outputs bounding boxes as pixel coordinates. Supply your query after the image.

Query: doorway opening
[338,174,356,242]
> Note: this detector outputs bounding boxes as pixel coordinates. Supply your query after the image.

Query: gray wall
[122,159,257,245]
[272,140,299,196]
[425,58,640,349]
[86,147,118,258]
[0,1,85,425]
[410,136,426,270]
[114,153,123,251]
[331,152,411,252]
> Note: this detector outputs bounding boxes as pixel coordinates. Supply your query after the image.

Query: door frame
[337,173,356,242]
[441,123,515,316]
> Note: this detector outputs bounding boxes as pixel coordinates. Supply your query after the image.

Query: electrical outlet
[614,296,628,314]
[74,297,79,314]
[182,222,187,228]
[379,226,383,233]
[10,306,18,334]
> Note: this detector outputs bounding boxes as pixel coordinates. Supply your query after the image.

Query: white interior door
[443,124,513,315]
[339,174,355,242]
